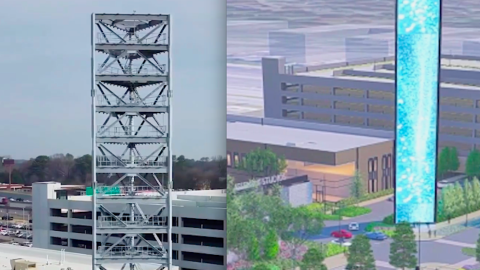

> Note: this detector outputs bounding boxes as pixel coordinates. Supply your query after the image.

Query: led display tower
[394,0,442,224]
[91,13,172,270]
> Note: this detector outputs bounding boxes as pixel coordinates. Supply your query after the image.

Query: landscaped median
[364,214,396,236]
[462,247,476,257]
[333,206,372,217]
[305,203,372,219]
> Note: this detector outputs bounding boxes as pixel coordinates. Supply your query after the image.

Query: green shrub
[382,214,394,225]
[303,203,342,220]
[324,243,347,257]
[379,229,395,237]
[341,189,394,206]
[333,206,371,217]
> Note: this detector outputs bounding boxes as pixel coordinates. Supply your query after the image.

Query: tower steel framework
[90,13,172,270]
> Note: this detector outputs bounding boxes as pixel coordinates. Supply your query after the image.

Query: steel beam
[92,13,171,270]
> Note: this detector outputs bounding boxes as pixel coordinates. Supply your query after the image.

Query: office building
[227,121,393,201]
[261,55,480,156]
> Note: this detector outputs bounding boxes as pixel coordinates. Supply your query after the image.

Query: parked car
[24,200,31,203]
[9,198,15,202]
[0,230,7,236]
[348,222,359,231]
[331,229,353,239]
[387,196,394,202]
[1,216,13,220]
[16,198,23,202]
[365,231,388,241]
[21,242,32,247]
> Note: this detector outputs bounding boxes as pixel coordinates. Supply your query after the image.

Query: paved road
[370,239,472,264]
[444,227,480,245]
[313,200,393,241]
[0,191,32,200]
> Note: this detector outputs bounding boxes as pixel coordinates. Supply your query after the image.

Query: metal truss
[91,13,172,270]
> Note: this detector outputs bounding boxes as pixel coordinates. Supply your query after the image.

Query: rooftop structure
[227,121,388,152]
[91,13,172,270]
[227,26,480,117]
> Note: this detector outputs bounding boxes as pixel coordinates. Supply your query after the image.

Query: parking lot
[0,220,33,245]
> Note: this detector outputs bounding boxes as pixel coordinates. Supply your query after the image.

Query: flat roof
[227,122,390,152]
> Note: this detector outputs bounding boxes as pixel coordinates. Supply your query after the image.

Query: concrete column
[262,56,286,119]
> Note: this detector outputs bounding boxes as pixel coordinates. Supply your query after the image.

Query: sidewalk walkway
[435,239,475,248]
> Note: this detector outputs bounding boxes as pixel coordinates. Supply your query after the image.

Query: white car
[348,222,359,231]
[331,239,352,247]
[0,230,7,236]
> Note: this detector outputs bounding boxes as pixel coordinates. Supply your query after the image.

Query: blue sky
[0,0,226,160]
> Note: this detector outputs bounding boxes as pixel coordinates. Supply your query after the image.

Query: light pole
[417,223,421,269]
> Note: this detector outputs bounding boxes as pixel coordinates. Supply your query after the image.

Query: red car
[331,229,353,239]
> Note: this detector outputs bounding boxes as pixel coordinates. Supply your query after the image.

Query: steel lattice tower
[90,13,172,270]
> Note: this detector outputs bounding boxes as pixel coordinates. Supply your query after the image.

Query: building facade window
[382,154,393,189]
[367,157,378,193]
[233,152,239,168]
[241,153,246,167]
[227,152,232,167]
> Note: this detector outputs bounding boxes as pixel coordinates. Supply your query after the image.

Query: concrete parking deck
[0,243,178,270]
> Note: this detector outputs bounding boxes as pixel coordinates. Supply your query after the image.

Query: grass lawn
[333,206,372,217]
[304,203,342,220]
[462,247,476,257]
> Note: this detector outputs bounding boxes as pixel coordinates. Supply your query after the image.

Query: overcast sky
[0,0,226,160]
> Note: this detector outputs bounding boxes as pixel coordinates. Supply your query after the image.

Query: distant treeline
[0,154,226,190]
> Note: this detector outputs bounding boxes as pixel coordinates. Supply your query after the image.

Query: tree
[454,182,466,216]
[466,149,480,179]
[350,171,364,204]
[227,175,292,252]
[347,234,376,269]
[389,222,417,269]
[282,207,324,259]
[27,155,51,181]
[465,180,475,221]
[442,185,456,223]
[438,147,451,179]
[248,236,261,261]
[449,147,460,172]
[472,177,480,210]
[263,230,280,260]
[240,148,287,177]
[301,246,327,270]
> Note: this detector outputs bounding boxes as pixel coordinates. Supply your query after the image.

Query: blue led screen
[394,0,441,223]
